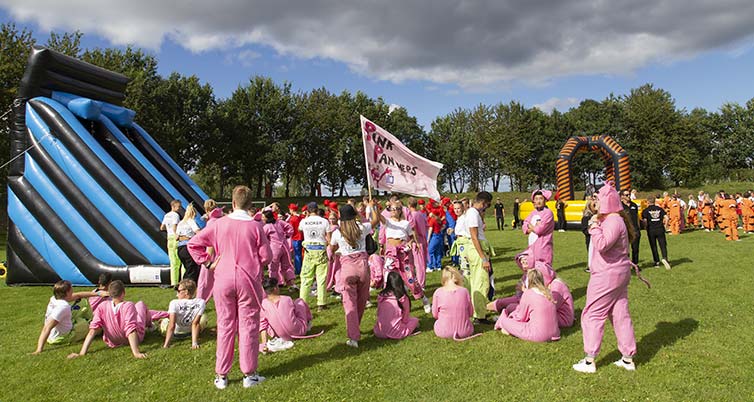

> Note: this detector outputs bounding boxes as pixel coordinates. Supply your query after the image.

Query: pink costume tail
[453,332,484,342]
[291,330,325,339]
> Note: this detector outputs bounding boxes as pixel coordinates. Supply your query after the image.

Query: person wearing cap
[523,190,555,265]
[287,204,305,275]
[329,204,373,348]
[573,182,638,374]
[298,202,331,311]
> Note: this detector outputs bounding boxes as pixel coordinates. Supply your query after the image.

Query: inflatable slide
[6,47,209,286]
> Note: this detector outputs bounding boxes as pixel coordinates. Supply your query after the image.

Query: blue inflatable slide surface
[6,47,210,286]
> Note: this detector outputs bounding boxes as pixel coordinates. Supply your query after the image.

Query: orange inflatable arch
[555,135,631,201]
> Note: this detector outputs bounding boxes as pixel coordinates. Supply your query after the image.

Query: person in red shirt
[287,204,305,275]
[427,207,446,271]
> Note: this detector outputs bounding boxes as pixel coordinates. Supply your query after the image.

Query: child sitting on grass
[260,277,321,353]
[161,279,207,349]
[32,280,102,354]
[494,270,560,343]
[68,280,168,359]
[431,266,475,340]
[374,272,419,339]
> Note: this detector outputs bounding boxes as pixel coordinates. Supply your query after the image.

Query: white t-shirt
[45,296,72,342]
[688,199,697,209]
[454,213,469,237]
[168,298,206,334]
[331,222,373,256]
[384,219,411,240]
[528,213,542,245]
[299,215,330,244]
[176,219,200,238]
[465,207,486,241]
[162,211,180,236]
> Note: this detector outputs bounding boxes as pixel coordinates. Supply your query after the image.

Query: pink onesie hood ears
[515,249,531,271]
[209,207,224,220]
[597,181,623,214]
[531,189,552,201]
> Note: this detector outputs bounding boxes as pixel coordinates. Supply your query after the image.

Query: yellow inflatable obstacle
[0,261,6,279]
[517,200,647,229]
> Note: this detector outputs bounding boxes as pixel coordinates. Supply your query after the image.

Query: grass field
[1,220,753,402]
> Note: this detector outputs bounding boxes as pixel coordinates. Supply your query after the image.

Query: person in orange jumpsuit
[701,196,716,232]
[742,192,754,234]
[686,194,699,228]
[714,192,726,232]
[667,195,682,235]
[722,195,740,241]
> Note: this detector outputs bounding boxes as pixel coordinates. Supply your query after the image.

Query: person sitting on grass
[87,273,112,314]
[259,277,320,354]
[32,280,103,355]
[161,279,207,350]
[374,272,420,340]
[494,269,560,343]
[68,280,168,359]
[431,266,475,340]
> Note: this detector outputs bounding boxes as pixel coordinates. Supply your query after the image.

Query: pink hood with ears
[597,181,623,214]
[514,249,530,271]
[531,189,552,201]
[515,248,555,285]
[209,207,224,220]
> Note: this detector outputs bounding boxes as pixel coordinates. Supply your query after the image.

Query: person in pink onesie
[330,204,373,348]
[262,210,297,288]
[432,267,475,340]
[87,273,112,314]
[550,277,574,328]
[491,249,555,315]
[374,272,419,339]
[368,253,384,289]
[495,270,560,343]
[408,198,429,289]
[68,280,167,359]
[259,278,320,351]
[188,185,273,390]
[197,200,224,302]
[573,182,638,373]
[326,213,342,292]
[522,189,555,265]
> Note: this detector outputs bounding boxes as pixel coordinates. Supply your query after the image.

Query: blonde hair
[232,185,254,210]
[204,199,217,212]
[181,203,197,223]
[441,266,464,286]
[526,270,555,303]
[339,220,362,249]
[53,280,72,299]
[178,279,197,298]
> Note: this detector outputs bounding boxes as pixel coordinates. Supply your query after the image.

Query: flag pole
[360,115,373,202]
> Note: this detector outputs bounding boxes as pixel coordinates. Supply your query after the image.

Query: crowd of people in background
[31,183,750,388]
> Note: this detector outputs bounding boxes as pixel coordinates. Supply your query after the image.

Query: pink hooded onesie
[494,288,560,343]
[197,207,224,301]
[522,189,554,265]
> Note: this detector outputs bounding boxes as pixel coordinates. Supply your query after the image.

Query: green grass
[1,220,753,402]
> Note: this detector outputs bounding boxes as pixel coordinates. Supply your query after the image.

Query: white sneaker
[613,359,636,371]
[661,259,671,270]
[214,375,228,390]
[572,358,596,373]
[346,339,359,348]
[559,229,566,233]
[422,297,432,314]
[267,337,294,352]
[242,373,266,388]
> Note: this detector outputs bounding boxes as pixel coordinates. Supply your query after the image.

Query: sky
[3,1,754,132]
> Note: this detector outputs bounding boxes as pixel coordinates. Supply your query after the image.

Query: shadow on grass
[559,308,582,338]
[571,286,587,302]
[597,318,699,367]
[557,261,587,272]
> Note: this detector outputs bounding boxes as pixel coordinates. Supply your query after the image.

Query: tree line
[2,23,753,204]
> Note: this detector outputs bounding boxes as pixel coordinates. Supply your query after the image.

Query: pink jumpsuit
[326,224,341,291]
[87,294,109,313]
[409,210,429,289]
[197,207,224,301]
[494,289,560,343]
[523,207,555,265]
[368,254,384,288]
[374,293,418,339]
[550,278,575,327]
[188,211,272,377]
[337,252,371,341]
[431,287,474,339]
[264,220,296,286]
[495,250,556,315]
[260,296,312,341]
[89,301,167,347]
[581,186,637,359]
[384,244,424,300]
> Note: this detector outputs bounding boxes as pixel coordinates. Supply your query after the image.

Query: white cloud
[3,0,754,88]
[534,97,581,114]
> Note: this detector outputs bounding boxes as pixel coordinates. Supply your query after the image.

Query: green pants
[457,237,494,319]
[300,246,328,306]
[48,310,89,345]
[167,235,182,286]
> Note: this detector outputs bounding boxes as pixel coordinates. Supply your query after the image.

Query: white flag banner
[361,115,443,200]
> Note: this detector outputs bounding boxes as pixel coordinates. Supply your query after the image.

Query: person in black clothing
[512,198,521,228]
[494,198,505,230]
[556,198,568,232]
[581,196,598,273]
[641,197,671,270]
[621,189,641,265]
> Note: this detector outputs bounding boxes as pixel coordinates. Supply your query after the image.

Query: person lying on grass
[32,280,103,355]
[68,280,167,359]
